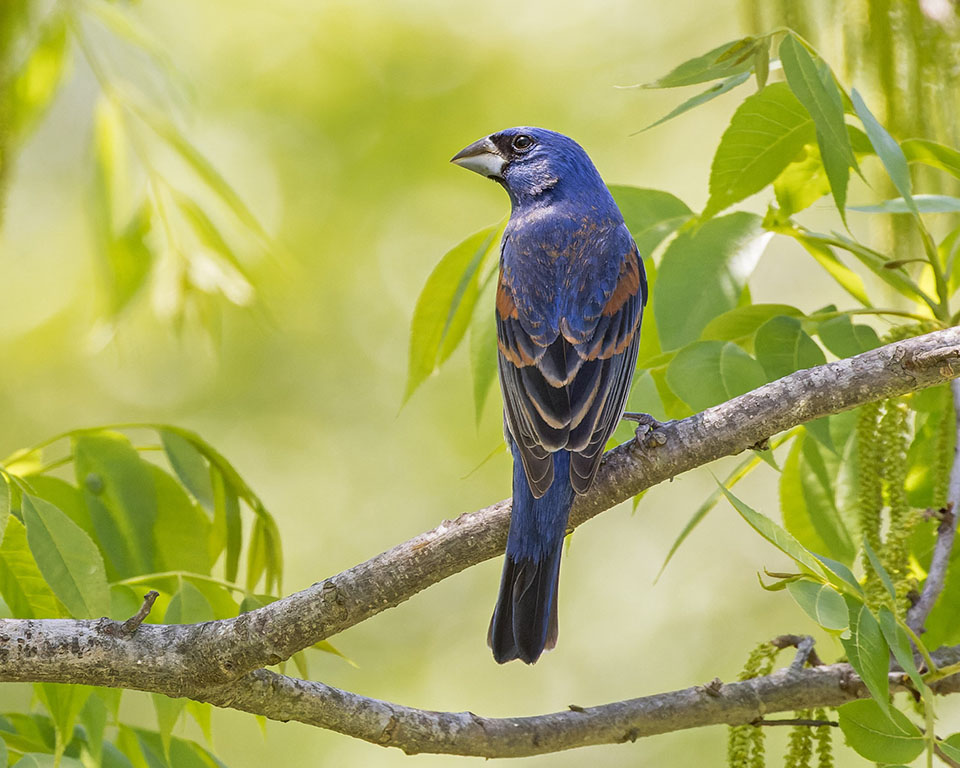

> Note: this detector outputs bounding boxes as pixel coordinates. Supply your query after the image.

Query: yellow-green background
[1,1,946,765]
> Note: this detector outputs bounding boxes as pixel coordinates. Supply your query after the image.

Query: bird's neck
[508,182,617,222]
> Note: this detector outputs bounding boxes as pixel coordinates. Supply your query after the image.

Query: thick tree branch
[908,377,960,633]
[0,328,959,758]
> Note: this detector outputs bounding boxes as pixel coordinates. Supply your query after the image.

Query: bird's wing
[497,224,646,497]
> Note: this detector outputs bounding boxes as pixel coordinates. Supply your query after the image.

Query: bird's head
[451,127,602,207]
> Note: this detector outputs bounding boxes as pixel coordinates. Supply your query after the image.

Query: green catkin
[728,643,779,768]
[784,709,814,768]
[857,400,885,600]
[878,397,915,605]
[814,709,833,768]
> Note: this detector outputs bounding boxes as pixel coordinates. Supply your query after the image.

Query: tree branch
[0,328,959,757]
[908,377,960,633]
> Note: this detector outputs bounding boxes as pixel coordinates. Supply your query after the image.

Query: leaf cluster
[0,424,343,767]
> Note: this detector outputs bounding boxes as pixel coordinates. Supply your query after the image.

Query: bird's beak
[451,136,506,178]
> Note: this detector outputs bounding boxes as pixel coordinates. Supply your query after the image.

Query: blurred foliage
[415,27,960,767]
[742,0,960,266]
[1,0,269,335]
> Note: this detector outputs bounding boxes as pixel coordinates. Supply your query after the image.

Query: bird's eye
[512,134,534,152]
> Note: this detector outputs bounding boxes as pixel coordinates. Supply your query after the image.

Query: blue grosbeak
[452,128,647,663]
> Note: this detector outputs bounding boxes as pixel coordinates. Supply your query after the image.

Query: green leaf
[0,518,61,618]
[186,579,238,620]
[851,88,915,215]
[862,537,896,599]
[0,475,9,548]
[26,476,94,546]
[851,194,960,214]
[0,736,6,768]
[246,517,266,592]
[650,367,692,420]
[780,434,855,564]
[211,470,241,583]
[151,694,184,761]
[0,713,54,755]
[9,14,69,140]
[700,304,804,347]
[638,72,750,133]
[877,606,925,693]
[654,212,769,350]
[791,236,871,306]
[837,699,923,763]
[127,101,270,244]
[814,552,864,595]
[155,426,281,592]
[35,684,91,760]
[753,39,769,89]
[816,315,880,358]
[625,371,667,422]
[160,431,214,510]
[185,701,213,746]
[405,225,500,400]
[164,581,214,625]
[469,274,499,424]
[719,484,825,576]
[902,137,960,180]
[92,97,154,318]
[703,83,815,219]
[840,596,891,714]
[152,467,213,575]
[73,431,157,578]
[21,495,109,619]
[12,755,83,768]
[79,690,108,765]
[819,129,850,223]
[128,727,227,768]
[786,579,848,631]
[941,735,960,762]
[608,186,693,257]
[777,36,855,221]
[665,341,766,412]
[774,142,832,216]
[639,37,761,88]
[754,315,826,380]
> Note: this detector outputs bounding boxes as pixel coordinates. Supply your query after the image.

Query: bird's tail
[488,446,574,664]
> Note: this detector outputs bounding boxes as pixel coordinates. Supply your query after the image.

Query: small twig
[699,677,723,697]
[120,591,159,636]
[772,634,822,669]
[753,717,838,727]
[908,378,960,634]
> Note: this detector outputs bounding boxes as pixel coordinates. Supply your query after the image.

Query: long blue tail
[488,445,574,664]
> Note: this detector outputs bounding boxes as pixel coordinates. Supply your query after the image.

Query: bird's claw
[623,412,674,448]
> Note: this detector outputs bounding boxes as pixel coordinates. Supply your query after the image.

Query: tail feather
[488,446,573,664]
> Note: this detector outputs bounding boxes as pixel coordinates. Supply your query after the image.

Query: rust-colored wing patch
[496,273,519,320]
[601,250,641,317]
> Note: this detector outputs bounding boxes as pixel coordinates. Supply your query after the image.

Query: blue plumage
[452,127,646,663]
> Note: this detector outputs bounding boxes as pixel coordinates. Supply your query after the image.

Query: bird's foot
[622,412,674,448]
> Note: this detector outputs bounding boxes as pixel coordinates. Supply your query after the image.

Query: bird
[451,127,646,664]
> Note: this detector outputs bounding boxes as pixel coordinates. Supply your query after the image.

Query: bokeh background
[3,0,959,765]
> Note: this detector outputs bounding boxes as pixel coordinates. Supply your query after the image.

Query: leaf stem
[114,570,252,595]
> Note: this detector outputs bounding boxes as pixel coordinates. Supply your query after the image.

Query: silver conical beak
[451,136,506,178]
